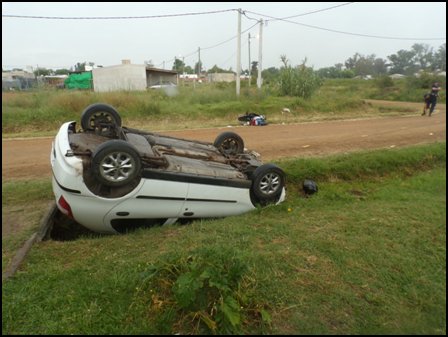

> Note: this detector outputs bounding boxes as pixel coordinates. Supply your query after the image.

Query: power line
[202,21,259,51]
[244,10,445,41]
[271,2,354,21]
[155,21,259,69]
[244,2,354,22]
[2,8,237,20]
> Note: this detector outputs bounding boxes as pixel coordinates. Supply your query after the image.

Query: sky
[2,2,446,72]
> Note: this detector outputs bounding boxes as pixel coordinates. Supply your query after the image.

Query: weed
[133,247,271,334]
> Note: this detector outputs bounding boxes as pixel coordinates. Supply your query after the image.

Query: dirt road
[2,101,446,181]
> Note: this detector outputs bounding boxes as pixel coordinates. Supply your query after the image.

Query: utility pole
[236,8,241,96]
[182,56,185,86]
[257,19,263,90]
[248,33,251,87]
[197,47,201,77]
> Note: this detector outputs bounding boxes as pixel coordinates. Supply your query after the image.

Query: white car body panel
[184,183,255,217]
[104,179,189,224]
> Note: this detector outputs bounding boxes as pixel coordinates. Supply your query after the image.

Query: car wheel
[81,103,122,131]
[251,164,285,205]
[91,140,141,187]
[214,132,244,155]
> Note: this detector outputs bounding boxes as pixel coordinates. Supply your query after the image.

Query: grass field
[2,143,446,335]
[2,77,445,137]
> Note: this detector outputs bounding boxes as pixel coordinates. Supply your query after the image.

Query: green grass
[3,78,444,137]
[2,179,54,271]
[2,143,446,334]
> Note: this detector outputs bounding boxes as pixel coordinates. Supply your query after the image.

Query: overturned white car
[51,103,286,234]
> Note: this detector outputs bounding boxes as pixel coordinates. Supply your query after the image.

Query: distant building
[43,75,68,88]
[207,73,236,83]
[179,74,198,80]
[2,70,36,90]
[92,60,178,92]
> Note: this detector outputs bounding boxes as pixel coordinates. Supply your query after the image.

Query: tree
[353,54,375,76]
[344,53,361,70]
[250,61,258,77]
[172,58,185,73]
[208,65,227,73]
[411,43,434,70]
[74,62,86,72]
[194,61,203,75]
[387,49,416,75]
[434,43,446,71]
[372,58,388,76]
[343,53,387,76]
[33,67,52,76]
[54,69,70,75]
[261,67,280,84]
[316,66,354,78]
[184,65,194,74]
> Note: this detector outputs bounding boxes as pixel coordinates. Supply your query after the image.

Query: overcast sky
[2,2,446,72]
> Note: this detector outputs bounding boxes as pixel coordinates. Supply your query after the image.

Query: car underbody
[66,124,264,198]
[51,103,286,234]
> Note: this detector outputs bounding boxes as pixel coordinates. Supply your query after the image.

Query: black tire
[251,164,285,205]
[213,132,244,156]
[91,140,141,187]
[81,103,122,131]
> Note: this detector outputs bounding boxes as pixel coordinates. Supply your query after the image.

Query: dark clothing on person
[429,83,441,115]
[422,83,441,116]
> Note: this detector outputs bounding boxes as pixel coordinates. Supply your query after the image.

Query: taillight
[58,196,74,219]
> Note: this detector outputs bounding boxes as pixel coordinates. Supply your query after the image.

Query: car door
[103,177,188,226]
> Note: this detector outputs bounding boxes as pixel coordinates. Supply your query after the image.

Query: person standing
[422,92,431,116]
[422,82,441,116]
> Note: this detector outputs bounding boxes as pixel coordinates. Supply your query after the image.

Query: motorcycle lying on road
[238,112,268,126]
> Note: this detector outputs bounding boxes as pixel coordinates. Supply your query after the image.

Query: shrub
[134,247,271,334]
[278,57,323,98]
[375,76,394,89]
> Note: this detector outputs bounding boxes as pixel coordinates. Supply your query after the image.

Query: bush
[278,58,323,98]
[406,72,446,90]
[134,247,271,334]
[375,76,394,89]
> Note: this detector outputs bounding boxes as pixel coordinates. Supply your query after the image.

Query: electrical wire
[243,9,445,41]
[156,21,259,69]
[2,8,238,20]
[245,2,354,22]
